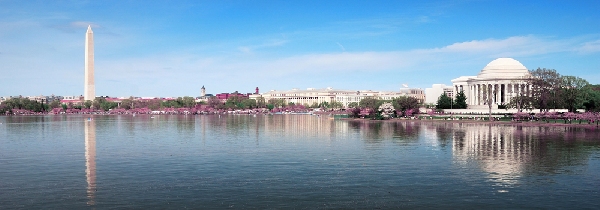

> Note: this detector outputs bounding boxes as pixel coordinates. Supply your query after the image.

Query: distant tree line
[0,98,49,114]
[1,94,349,115]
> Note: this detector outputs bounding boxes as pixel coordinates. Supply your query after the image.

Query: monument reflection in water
[349,120,600,190]
[449,123,599,187]
[84,119,96,205]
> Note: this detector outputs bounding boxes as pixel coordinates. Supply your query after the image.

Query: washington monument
[84,25,95,101]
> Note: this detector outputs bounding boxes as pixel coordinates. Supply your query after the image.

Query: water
[1,115,599,209]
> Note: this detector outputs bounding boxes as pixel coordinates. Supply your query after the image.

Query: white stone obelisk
[84,25,95,101]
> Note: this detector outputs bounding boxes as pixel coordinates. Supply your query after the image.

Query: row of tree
[347,96,421,119]
[1,94,351,115]
[435,91,467,109]
[0,98,49,114]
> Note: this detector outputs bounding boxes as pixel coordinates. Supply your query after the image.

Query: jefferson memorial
[451,58,531,109]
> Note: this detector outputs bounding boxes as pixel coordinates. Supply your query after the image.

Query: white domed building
[451,58,531,109]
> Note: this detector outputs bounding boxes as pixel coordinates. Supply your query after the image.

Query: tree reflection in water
[347,121,420,145]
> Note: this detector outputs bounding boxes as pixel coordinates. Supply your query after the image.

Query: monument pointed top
[87,25,93,33]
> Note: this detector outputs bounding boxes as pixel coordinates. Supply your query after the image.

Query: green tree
[454,90,468,109]
[207,96,222,109]
[266,104,275,110]
[84,100,93,109]
[330,101,344,109]
[147,99,161,110]
[527,68,562,112]
[49,100,61,109]
[347,102,359,108]
[100,101,118,111]
[242,99,257,109]
[435,93,452,109]
[359,98,382,110]
[583,84,600,112]
[309,102,319,108]
[393,96,420,115]
[561,75,589,112]
[175,97,185,108]
[92,98,105,110]
[267,98,286,108]
[121,96,134,109]
[225,95,245,109]
[256,96,266,108]
[182,96,196,108]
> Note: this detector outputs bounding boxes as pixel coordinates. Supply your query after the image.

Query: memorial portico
[452,58,531,109]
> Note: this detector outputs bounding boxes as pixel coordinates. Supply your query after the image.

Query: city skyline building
[84,25,95,101]
[251,87,425,108]
[424,84,456,105]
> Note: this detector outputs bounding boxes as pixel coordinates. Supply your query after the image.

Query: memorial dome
[477,58,529,79]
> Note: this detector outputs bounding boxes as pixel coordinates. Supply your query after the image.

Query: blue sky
[1,0,599,97]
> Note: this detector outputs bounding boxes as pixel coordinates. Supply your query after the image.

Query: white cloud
[237,39,288,54]
[440,36,534,52]
[577,40,600,53]
[238,46,252,54]
[102,35,600,83]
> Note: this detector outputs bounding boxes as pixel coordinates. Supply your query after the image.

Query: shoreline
[342,117,600,129]
[2,113,599,129]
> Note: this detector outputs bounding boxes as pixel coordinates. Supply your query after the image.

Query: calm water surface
[1,115,599,209]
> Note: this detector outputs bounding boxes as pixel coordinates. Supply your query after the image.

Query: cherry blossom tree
[563,112,578,124]
[512,112,530,121]
[378,102,395,119]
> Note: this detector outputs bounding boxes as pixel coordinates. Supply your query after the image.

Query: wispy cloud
[577,40,600,54]
[237,39,288,54]
[415,16,432,23]
[258,35,584,75]
[104,35,600,81]
[336,42,346,51]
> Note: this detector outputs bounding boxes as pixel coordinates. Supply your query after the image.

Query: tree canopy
[454,90,467,109]
[435,93,452,109]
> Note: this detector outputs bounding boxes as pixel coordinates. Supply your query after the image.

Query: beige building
[250,87,425,108]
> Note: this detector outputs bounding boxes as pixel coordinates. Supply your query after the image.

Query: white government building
[250,87,425,108]
[452,58,531,109]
